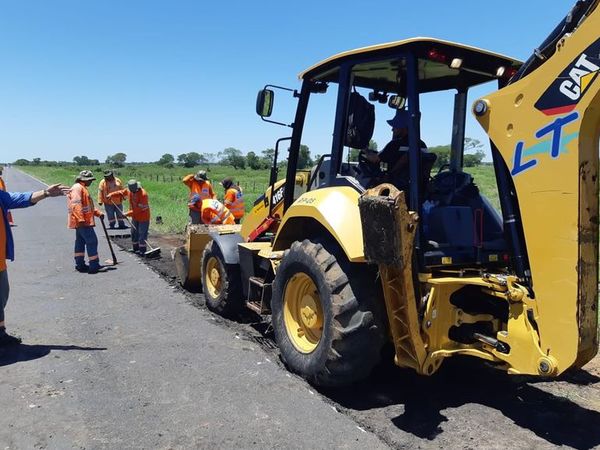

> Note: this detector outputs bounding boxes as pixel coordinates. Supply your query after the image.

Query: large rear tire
[271,239,386,387]
[201,241,242,317]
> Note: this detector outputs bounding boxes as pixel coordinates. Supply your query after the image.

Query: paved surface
[0,168,385,449]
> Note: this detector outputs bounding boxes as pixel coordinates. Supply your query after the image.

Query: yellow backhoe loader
[175,0,599,386]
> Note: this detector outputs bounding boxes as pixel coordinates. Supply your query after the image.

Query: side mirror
[256,89,274,117]
[369,91,388,104]
[388,95,406,110]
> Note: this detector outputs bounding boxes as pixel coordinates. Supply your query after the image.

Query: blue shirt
[0,191,33,261]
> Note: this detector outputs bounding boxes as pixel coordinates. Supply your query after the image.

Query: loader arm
[474,0,600,371]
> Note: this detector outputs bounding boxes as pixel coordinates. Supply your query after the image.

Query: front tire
[201,241,242,317]
[271,239,386,387]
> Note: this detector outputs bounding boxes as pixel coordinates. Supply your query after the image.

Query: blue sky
[0,1,577,163]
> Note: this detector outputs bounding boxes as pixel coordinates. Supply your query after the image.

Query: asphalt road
[2,167,600,450]
[0,168,385,449]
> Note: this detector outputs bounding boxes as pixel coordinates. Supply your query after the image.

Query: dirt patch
[112,232,600,449]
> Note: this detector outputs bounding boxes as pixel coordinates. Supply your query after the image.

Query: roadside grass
[17,164,499,233]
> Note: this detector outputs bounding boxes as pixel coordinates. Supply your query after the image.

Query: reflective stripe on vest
[210,203,233,224]
[225,189,245,216]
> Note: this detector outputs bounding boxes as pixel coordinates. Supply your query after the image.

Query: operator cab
[257,37,522,271]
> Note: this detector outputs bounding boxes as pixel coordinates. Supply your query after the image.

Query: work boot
[117,222,128,229]
[75,264,89,273]
[88,260,101,274]
[0,330,22,346]
[109,223,115,229]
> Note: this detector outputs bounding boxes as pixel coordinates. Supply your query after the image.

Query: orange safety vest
[67,182,101,228]
[201,199,235,225]
[223,187,245,219]
[126,188,151,222]
[98,177,124,205]
[183,175,215,210]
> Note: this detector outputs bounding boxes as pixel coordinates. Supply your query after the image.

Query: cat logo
[535,39,600,116]
[558,54,599,100]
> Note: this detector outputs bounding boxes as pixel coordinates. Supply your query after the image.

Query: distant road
[0,167,385,449]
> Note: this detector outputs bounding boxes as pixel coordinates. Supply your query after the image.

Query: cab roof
[299,37,523,93]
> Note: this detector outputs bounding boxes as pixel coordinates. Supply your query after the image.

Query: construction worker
[67,170,105,274]
[109,179,150,255]
[221,177,245,224]
[98,170,126,229]
[1,183,66,346]
[0,167,15,226]
[183,170,215,224]
[200,198,235,225]
[364,109,431,191]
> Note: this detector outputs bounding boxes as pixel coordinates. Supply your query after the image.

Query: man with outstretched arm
[0,183,66,346]
[0,167,15,226]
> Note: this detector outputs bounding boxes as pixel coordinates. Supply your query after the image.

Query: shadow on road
[319,356,600,450]
[0,344,107,367]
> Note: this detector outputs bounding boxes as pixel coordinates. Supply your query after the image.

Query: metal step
[247,276,272,315]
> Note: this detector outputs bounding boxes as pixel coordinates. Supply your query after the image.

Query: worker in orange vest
[67,170,104,274]
[110,179,150,255]
[183,170,215,224]
[199,198,235,225]
[97,170,126,229]
[221,177,245,224]
[0,167,14,226]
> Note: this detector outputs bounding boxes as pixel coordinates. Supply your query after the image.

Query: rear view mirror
[388,95,406,109]
[256,89,274,117]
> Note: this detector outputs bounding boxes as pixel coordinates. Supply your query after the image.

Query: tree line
[14,138,485,170]
[349,137,486,168]
[15,152,129,168]
[158,145,314,170]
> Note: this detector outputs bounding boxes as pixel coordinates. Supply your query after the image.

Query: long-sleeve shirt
[200,199,235,225]
[98,177,125,205]
[67,182,102,229]
[223,187,245,219]
[183,175,215,210]
[0,191,33,269]
[125,188,150,222]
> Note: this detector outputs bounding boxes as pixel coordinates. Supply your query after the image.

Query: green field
[18,164,271,233]
[17,164,499,234]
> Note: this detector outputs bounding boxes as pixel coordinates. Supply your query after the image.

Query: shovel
[110,198,161,258]
[99,216,118,265]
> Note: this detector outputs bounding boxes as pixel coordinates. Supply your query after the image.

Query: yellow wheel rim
[283,272,323,354]
[205,256,222,298]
